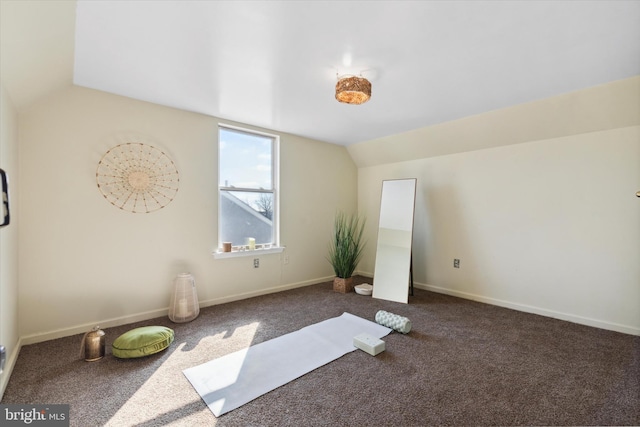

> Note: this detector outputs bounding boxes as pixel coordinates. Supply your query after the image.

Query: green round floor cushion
[112,326,175,359]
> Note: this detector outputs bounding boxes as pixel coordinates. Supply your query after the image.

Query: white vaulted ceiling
[2,1,640,146]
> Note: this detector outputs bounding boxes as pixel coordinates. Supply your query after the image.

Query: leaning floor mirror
[372,178,417,304]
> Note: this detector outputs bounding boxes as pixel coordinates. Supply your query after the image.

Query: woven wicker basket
[333,277,354,293]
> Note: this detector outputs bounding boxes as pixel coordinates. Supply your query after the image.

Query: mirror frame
[372,178,417,303]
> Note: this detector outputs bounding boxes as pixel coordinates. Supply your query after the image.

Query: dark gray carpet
[2,276,639,426]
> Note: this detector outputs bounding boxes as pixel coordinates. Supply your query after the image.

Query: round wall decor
[96,143,179,213]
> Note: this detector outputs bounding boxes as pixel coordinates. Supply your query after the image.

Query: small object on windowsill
[213,245,283,259]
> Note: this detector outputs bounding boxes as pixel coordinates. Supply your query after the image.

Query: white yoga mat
[183,312,391,417]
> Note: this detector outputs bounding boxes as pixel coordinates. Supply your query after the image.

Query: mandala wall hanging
[96,143,179,213]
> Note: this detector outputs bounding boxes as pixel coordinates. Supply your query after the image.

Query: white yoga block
[353,333,385,356]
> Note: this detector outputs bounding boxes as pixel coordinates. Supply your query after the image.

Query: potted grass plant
[327,211,366,293]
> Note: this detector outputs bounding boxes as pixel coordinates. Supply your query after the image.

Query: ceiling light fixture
[335,75,371,105]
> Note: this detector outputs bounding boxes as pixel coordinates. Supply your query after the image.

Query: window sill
[213,246,285,259]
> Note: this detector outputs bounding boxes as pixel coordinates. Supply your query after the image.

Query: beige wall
[0,84,20,398]
[348,77,640,168]
[18,86,357,342]
[356,77,640,335]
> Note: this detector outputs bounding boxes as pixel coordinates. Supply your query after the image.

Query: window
[218,125,278,251]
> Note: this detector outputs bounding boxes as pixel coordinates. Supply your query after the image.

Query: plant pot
[333,277,354,293]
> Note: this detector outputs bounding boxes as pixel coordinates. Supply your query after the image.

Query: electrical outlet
[454,259,460,268]
[254,258,259,268]
[283,255,289,264]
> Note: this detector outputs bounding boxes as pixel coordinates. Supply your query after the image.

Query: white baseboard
[355,270,373,279]
[18,276,335,346]
[19,308,171,346]
[17,275,636,355]
[415,282,640,336]
[198,275,335,308]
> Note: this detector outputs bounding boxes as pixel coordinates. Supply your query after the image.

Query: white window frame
[214,124,282,258]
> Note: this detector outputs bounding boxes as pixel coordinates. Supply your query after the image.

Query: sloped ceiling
[2,1,639,146]
[0,0,76,112]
